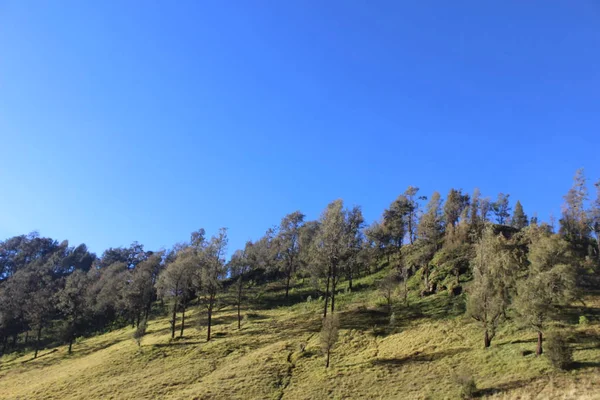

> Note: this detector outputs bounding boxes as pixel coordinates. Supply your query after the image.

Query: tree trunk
[180,304,186,337]
[404,278,409,306]
[285,270,291,299]
[170,301,177,339]
[68,337,73,354]
[24,331,29,345]
[326,349,330,368]
[536,331,543,356]
[34,326,42,359]
[323,272,331,318]
[484,329,491,348]
[237,283,242,330]
[330,262,337,314]
[207,294,214,342]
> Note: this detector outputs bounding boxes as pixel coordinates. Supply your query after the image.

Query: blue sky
[1,1,599,257]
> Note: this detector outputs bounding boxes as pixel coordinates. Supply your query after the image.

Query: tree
[404,186,422,245]
[275,211,305,299]
[479,197,492,223]
[320,313,340,368]
[200,228,228,341]
[415,192,444,292]
[156,250,195,339]
[443,189,469,228]
[492,193,511,225]
[343,207,364,291]
[514,231,576,355]
[470,188,481,226]
[58,269,90,353]
[379,272,397,315]
[228,243,253,330]
[560,169,590,244]
[124,253,163,328]
[466,227,512,348]
[383,195,409,268]
[511,200,528,230]
[314,200,345,317]
[364,221,391,263]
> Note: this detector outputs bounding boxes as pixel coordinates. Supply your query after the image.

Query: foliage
[545,330,573,370]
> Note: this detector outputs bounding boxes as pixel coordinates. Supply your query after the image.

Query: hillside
[1,270,599,400]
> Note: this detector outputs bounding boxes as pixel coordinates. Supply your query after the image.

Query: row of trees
[1,169,598,360]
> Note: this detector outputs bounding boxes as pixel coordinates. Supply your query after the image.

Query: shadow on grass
[475,379,532,398]
[21,348,58,364]
[372,347,469,367]
[339,307,390,331]
[570,361,600,370]
[498,338,537,346]
[556,302,600,325]
[253,291,311,310]
[153,340,206,348]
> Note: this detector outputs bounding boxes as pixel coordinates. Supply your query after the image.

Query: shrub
[546,331,573,370]
[133,319,147,347]
[579,315,589,326]
[453,372,476,399]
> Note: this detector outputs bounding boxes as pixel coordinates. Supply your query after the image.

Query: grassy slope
[0,271,599,400]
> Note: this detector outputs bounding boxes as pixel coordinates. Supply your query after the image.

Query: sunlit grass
[0,274,598,399]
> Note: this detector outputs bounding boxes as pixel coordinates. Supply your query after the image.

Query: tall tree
[511,200,529,230]
[443,188,470,228]
[200,228,228,341]
[156,250,195,339]
[466,227,512,348]
[364,221,391,263]
[58,270,90,353]
[414,192,444,291]
[344,206,365,291]
[314,200,348,317]
[514,230,577,355]
[228,243,253,330]
[404,186,422,245]
[492,193,511,225]
[275,211,305,299]
[560,169,591,244]
[383,195,408,266]
[470,188,481,226]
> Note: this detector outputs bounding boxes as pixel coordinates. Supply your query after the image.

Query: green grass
[1,273,599,399]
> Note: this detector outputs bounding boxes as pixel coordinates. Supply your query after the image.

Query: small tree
[514,232,576,355]
[378,272,397,315]
[320,313,340,368]
[466,227,512,348]
[511,201,529,230]
[133,319,147,347]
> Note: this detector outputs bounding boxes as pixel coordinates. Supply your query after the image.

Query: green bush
[579,315,589,326]
[546,331,573,370]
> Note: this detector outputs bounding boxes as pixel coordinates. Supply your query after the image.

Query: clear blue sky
[1,1,599,257]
